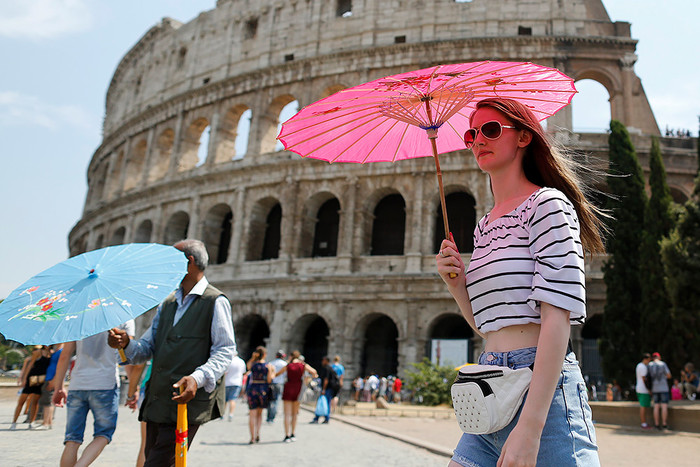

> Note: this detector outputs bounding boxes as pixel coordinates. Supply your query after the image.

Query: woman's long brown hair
[471,98,608,254]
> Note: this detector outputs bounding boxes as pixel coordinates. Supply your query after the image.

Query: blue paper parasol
[0,243,188,345]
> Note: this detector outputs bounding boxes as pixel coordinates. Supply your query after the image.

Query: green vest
[139,284,226,425]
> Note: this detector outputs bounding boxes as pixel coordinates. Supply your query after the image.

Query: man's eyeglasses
[463,121,517,149]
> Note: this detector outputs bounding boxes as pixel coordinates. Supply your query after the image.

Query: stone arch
[299,191,341,258]
[427,313,474,366]
[134,219,153,243]
[163,211,190,245]
[106,149,125,200]
[353,312,399,377]
[89,159,109,202]
[179,117,210,171]
[287,314,330,371]
[215,104,252,162]
[109,226,126,246]
[94,234,105,250]
[235,314,270,361]
[581,313,604,383]
[669,186,689,204]
[274,99,299,151]
[320,84,347,99]
[202,203,233,265]
[260,94,298,154]
[149,128,174,182]
[572,78,612,133]
[124,138,147,191]
[433,190,476,254]
[246,197,282,261]
[370,193,406,256]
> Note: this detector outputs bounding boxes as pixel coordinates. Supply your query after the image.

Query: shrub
[404,358,457,406]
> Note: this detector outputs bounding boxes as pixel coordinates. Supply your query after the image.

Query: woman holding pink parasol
[436,98,604,466]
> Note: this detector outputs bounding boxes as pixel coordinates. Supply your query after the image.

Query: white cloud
[0,0,93,39]
[0,91,96,131]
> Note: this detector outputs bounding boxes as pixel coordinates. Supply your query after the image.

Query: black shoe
[322,418,329,424]
[309,419,319,424]
[655,425,661,430]
[290,434,296,442]
[283,436,291,443]
[662,425,669,430]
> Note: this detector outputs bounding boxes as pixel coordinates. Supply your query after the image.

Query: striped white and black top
[466,187,586,333]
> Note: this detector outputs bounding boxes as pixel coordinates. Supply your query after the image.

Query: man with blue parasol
[108,239,236,466]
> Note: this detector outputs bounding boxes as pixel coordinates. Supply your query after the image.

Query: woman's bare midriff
[483,323,541,353]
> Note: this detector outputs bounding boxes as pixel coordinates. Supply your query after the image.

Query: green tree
[660,171,700,370]
[639,137,676,364]
[404,359,457,406]
[599,120,648,388]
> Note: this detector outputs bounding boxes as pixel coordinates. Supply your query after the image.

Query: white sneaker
[33,424,50,430]
[10,423,16,430]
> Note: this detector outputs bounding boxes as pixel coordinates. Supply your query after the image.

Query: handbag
[451,364,532,434]
[28,374,46,386]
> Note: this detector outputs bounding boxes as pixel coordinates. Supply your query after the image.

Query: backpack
[643,365,653,391]
[327,366,340,390]
[649,362,667,382]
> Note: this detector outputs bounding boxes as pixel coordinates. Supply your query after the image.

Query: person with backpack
[310,356,339,424]
[648,352,672,430]
[635,353,653,430]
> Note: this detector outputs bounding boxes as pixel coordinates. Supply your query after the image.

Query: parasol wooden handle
[429,135,457,279]
[118,348,127,363]
[175,386,188,467]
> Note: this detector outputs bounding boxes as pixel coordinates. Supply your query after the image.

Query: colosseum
[69,0,697,384]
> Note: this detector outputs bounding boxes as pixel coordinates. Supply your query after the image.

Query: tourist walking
[436,97,604,466]
[310,356,340,424]
[11,345,50,430]
[266,350,288,423]
[274,350,318,442]
[224,354,246,422]
[246,346,274,444]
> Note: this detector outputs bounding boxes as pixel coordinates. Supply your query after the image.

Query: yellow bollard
[175,387,187,467]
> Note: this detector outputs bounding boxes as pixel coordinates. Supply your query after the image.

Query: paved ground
[2,386,700,466]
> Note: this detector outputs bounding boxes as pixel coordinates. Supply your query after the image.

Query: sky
[0,0,698,299]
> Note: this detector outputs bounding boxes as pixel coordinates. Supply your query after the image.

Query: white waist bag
[451,364,533,434]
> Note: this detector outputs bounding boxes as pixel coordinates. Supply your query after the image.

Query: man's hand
[53,388,67,408]
[126,391,139,411]
[172,376,197,404]
[108,328,129,349]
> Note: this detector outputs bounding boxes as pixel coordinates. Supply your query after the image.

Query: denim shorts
[64,387,119,444]
[225,385,242,401]
[451,347,600,467]
[652,392,670,404]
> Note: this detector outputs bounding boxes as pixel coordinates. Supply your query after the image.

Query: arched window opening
[572,79,611,133]
[235,109,252,159]
[312,198,340,257]
[581,314,604,387]
[370,194,405,255]
[203,204,233,265]
[235,315,269,361]
[124,139,147,191]
[261,204,282,260]
[428,314,474,366]
[164,211,190,245]
[337,0,352,17]
[275,100,299,151]
[109,227,126,246]
[94,234,104,251]
[179,118,210,172]
[149,129,174,182]
[196,125,210,167]
[433,192,476,254]
[303,317,330,371]
[106,150,125,200]
[361,315,398,377]
[134,220,153,243]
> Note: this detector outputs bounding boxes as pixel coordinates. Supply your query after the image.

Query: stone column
[406,172,425,272]
[267,303,287,354]
[189,194,202,240]
[115,136,132,197]
[229,187,246,267]
[204,110,220,168]
[167,110,186,177]
[140,126,157,186]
